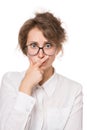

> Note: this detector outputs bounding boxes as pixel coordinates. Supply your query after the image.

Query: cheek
[48,55,56,64]
[28,56,39,64]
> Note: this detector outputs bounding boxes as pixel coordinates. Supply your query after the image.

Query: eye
[30,42,37,48]
[45,42,52,48]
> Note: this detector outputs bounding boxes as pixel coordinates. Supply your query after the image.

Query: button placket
[36,87,44,129]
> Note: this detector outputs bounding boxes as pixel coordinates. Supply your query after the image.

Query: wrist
[19,83,33,95]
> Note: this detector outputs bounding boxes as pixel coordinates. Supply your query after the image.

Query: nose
[38,48,45,58]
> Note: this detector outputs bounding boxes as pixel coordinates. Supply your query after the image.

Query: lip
[41,59,48,66]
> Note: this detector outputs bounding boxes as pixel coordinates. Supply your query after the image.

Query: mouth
[41,59,48,66]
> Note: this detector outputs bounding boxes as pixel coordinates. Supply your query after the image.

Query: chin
[41,64,52,71]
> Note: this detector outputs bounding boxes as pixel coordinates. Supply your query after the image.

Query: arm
[0,73,35,130]
[64,85,83,130]
[0,56,48,130]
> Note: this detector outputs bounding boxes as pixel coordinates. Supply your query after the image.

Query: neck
[39,66,54,86]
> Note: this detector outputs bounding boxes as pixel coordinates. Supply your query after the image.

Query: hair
[18,11,67,55]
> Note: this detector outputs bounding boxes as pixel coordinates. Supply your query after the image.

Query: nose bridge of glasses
[38,46,44,53]
[37,47,45,57]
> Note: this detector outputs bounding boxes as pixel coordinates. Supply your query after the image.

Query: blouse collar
[37,69,58,97]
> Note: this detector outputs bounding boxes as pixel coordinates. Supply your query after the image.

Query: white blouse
[0,71,83,130]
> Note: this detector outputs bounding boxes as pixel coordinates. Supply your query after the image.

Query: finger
[35,56,49,67]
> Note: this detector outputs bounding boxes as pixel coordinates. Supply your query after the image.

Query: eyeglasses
[25,42,57,56]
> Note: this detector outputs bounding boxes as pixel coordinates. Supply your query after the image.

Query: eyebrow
[27,41,53,44]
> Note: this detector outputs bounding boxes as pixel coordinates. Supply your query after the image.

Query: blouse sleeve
[64,84,83,130]
[0,73,36,130]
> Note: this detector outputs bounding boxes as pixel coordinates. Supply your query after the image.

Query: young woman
[0,11,83,130]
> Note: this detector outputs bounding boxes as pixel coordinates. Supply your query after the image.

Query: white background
[0,0,87,129]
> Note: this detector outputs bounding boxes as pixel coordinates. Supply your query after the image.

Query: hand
[19,56,49,95]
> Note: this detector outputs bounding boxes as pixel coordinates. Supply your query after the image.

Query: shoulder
[55,73,83,106]
[1,71,25,89]
[2,71,25,81]
[56,73,82,95]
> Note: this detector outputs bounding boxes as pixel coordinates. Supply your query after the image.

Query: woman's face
[26,27,60,70]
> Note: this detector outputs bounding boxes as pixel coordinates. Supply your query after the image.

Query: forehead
[27,27,48,44]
